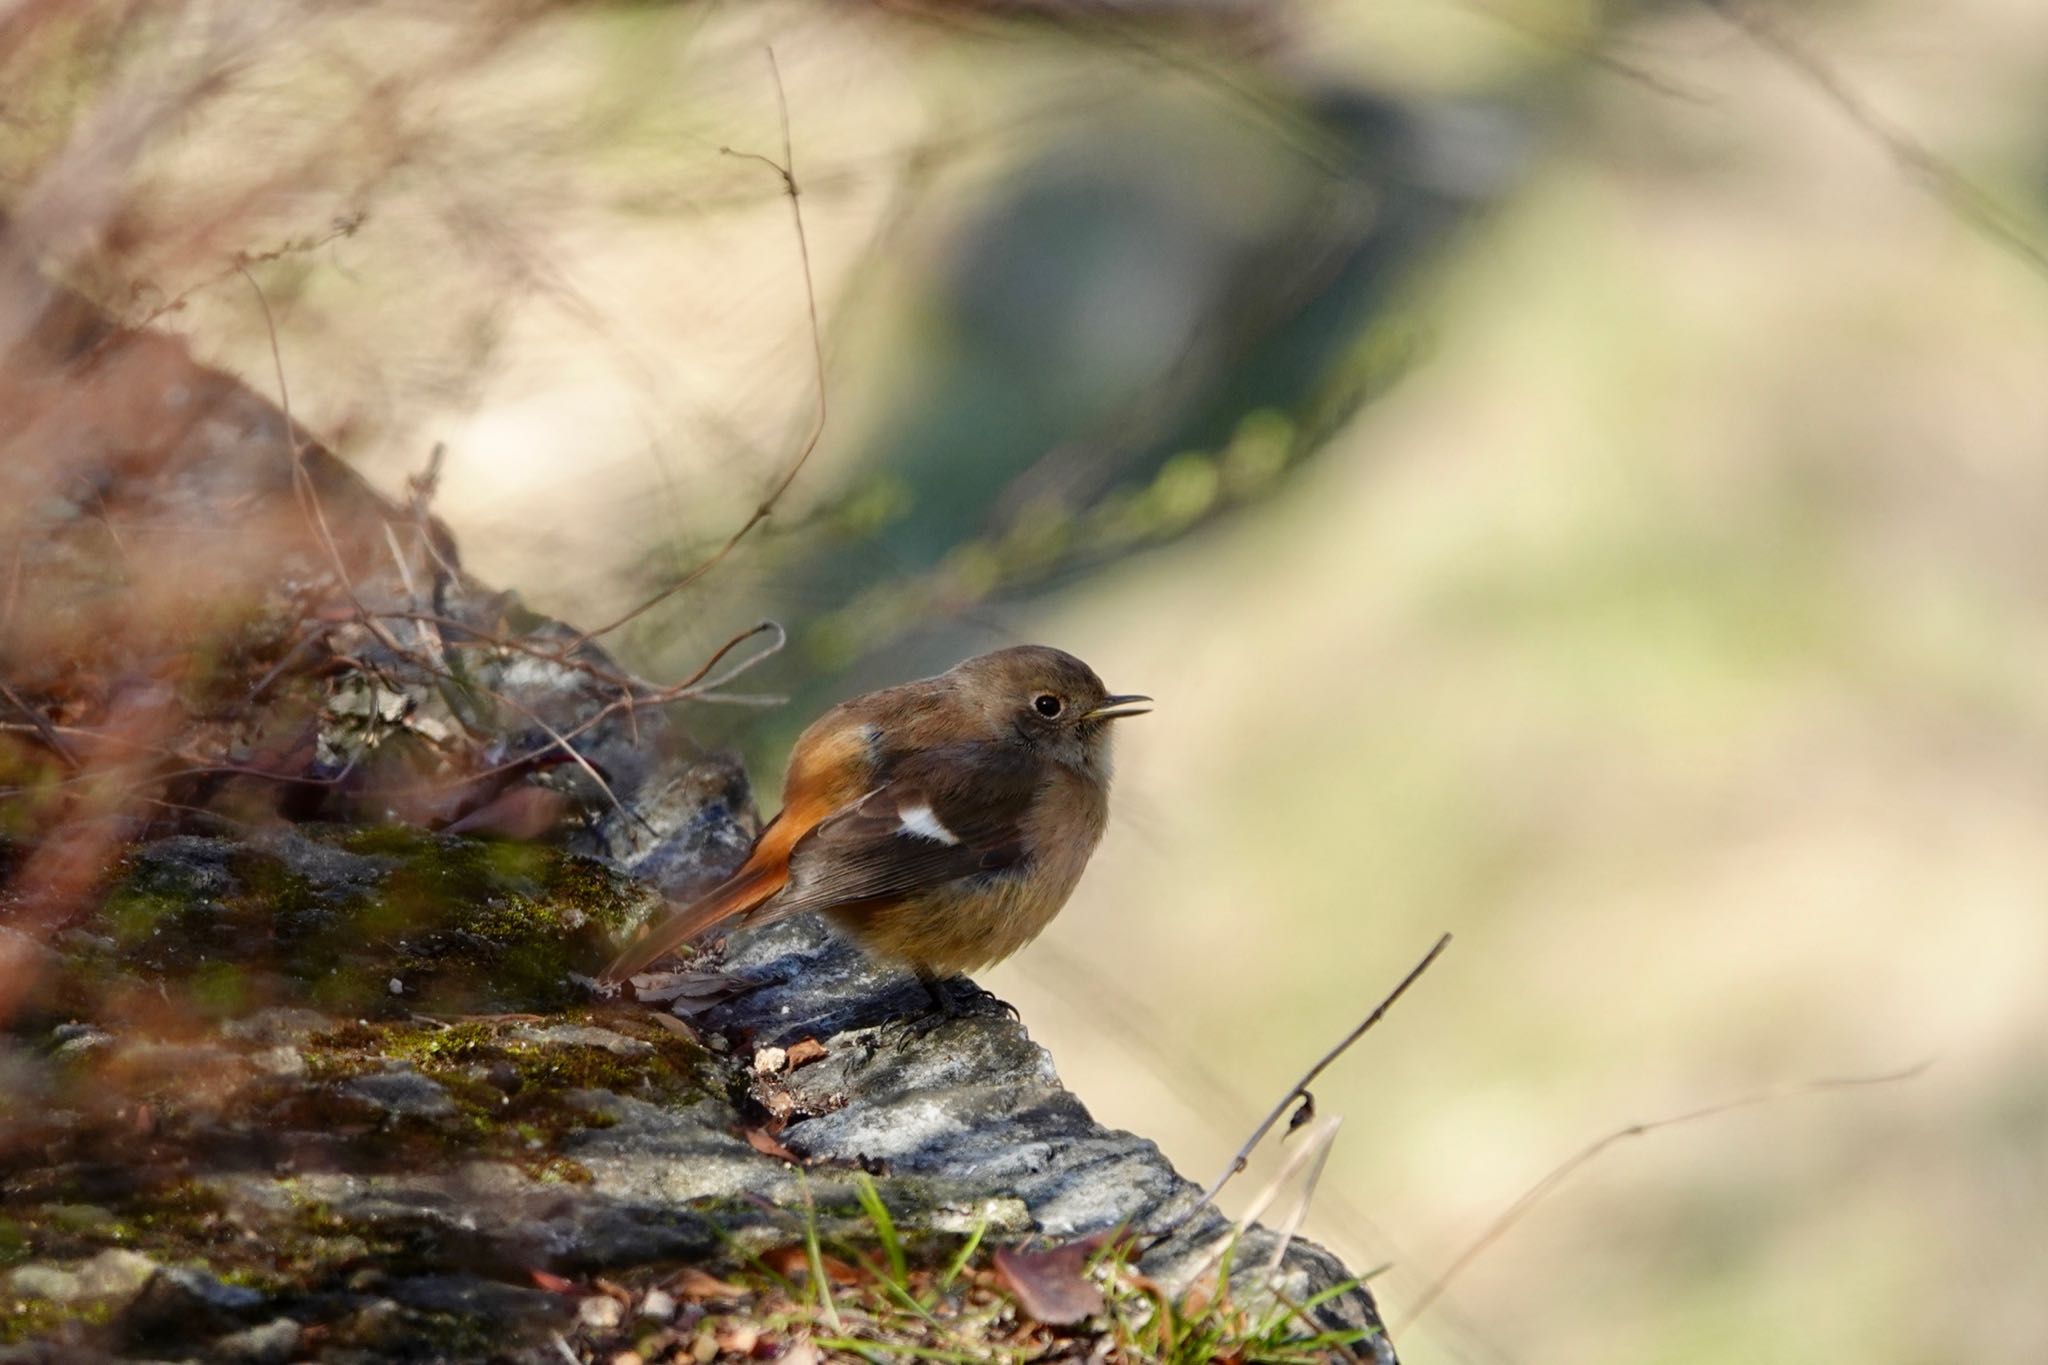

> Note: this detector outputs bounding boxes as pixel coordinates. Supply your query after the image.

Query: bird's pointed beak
[1084,693,1152,721]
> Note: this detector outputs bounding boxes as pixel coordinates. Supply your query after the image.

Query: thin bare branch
[0,680,81,771]
[1707,0,2048,282]
[1018,937,1421,1288]
[230,260,780,835]
[1256,1114,1344,1286]
[122,213,364,337]
[1456,0,1714,104]
[1398,1058,1933,1327]
[377,620,785,797]
[453,669,652,837]
[237,262,366,612]
[1198,933,1451,1210]
[1181,1113,1346,1291]
[570,47,827,649]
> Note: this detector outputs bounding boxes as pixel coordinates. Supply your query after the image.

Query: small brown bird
[602,645,1148,1009]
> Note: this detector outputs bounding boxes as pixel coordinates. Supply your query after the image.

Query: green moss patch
[51,827,657,1024]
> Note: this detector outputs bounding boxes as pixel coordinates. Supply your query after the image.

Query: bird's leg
[880,971,1020,1043]
[915,969,1019,1022]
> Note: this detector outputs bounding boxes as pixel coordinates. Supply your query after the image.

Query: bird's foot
[921,974,1020,1022]
[876,974,1019,1043]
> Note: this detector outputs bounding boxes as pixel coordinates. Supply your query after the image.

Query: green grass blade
[705,1218,795,1295]
[1293,1277,1363,1314]
[854,1172,908,1286]
[939,1211,987,1291]
[815,1338,989,1364]
[798,1171,842,1331]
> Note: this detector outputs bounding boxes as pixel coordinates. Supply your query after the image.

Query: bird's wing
[765,742,1042,919]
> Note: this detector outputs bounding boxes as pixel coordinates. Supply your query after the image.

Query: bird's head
[948,645,1150,773]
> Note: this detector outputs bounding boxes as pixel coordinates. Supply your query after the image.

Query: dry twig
[0,681,80,772]
[1144,932,1451,1252]
[1398,1058,1933,1327]
[570,47,827,650]
[1706,0,2048,282]
[1199,933,1451,1210]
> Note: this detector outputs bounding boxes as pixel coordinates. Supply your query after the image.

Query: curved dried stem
[569,48,826,650]
[1398,1058,1933,1327]
[1200,933,1451,1208]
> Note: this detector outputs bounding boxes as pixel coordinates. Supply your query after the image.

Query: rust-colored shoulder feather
[601,704,884,983]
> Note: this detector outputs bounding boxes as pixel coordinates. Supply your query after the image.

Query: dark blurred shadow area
[762,78,1524,699]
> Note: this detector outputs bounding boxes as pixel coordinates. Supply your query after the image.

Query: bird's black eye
[1033,693,1064,719]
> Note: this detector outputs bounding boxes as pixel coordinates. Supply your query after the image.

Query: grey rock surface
[342,1067,460,1119]
[707,918,1391,1341]
[2,825,1394,1361]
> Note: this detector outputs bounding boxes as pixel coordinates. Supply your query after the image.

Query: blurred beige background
[39,0,2048,1361]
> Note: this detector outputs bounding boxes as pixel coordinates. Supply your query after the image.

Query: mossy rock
[44,826,661,1023]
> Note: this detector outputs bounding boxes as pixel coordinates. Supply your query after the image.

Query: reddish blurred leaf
[741,1126,800,1163]
[993,1242,1105,1326]
[763,1245,862,1285]
[783,1037,827,1070]
[762,1246,805,1279]
[667,1267,747,1301]
[528,1267,579,1294]
[443,784,570,839]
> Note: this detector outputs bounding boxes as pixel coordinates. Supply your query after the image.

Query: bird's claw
[919,974,1019,1023]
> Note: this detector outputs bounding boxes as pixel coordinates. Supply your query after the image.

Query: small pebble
[388,978,403,996]
[579,1294,624,1330]
[752,1046,788,1076]
[251,1045,306,1077]
[639,1288,676,1321]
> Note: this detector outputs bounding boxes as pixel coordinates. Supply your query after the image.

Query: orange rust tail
[602,862,785,984]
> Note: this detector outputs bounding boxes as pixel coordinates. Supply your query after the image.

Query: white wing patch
[897,801,960,845]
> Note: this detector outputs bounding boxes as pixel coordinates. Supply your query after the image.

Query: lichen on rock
[28,826,665,1024]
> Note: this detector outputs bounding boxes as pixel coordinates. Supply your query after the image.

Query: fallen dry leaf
[741,1126,800,1163]
[667,1267,747,1301]
[646,1012,698,1040]
[994,1242,1106,1327]
[783,1037,828,1069]
[764,1246,862,1285]
[527,1267,579,1295]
